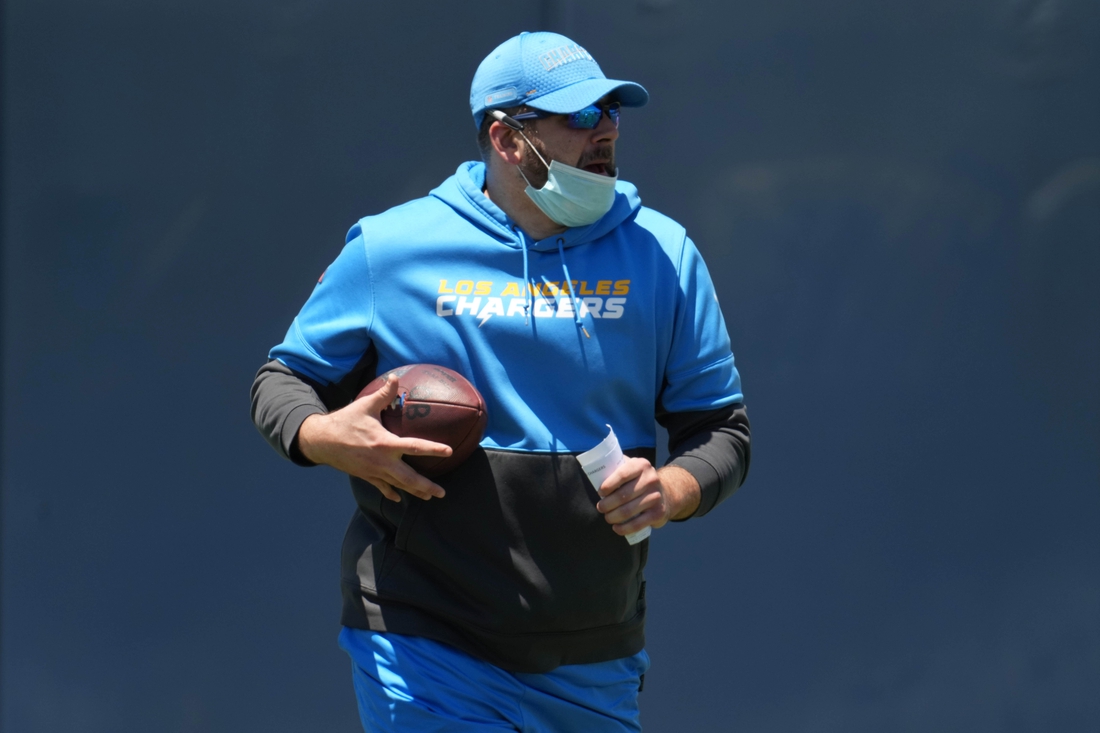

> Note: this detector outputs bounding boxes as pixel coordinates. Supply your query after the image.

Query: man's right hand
[296,374,453,503]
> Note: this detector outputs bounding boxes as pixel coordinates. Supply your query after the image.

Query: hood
[429,161,642,252]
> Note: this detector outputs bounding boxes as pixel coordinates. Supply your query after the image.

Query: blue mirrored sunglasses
[511,102,621,130]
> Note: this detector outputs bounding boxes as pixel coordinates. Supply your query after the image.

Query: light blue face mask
[516,132,618,228]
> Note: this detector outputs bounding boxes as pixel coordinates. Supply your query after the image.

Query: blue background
[3,1,1098,730]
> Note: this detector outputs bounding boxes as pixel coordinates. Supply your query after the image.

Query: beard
[518,136,617,189]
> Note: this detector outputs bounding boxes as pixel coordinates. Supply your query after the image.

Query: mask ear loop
[489,110,551,180]
[490,113,539,325]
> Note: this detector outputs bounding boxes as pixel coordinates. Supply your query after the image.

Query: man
[251,31,750,732]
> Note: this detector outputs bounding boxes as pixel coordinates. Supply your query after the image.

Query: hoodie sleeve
[268,225,376,385]
[659,235,742,412]
[657,234,749,516]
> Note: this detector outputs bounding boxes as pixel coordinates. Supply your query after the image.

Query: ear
[487,121,525,166]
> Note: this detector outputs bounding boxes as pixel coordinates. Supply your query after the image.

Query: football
[357,364,488,478]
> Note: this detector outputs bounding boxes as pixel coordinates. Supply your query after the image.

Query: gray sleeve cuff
[281,403,327,466]
[668,454,722,519]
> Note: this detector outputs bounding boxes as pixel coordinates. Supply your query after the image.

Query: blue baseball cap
[470,31,649,129]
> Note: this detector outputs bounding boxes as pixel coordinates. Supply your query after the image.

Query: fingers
[396,436,453,458]
[313,376,454,503]
[363,465,445,503]
[597,458,648,497]
[596,458,650,510]
[353,379,452,459]
[601,489,664,527]
[594,457,669,533]
[367,477,401,503]
[358,374,401,414]
[611,504,665,536]
[384,462,446,501]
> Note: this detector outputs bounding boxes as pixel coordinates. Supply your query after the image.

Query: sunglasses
[511,102,621,130]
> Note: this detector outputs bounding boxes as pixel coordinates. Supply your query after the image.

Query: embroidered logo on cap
[539,44,594,71]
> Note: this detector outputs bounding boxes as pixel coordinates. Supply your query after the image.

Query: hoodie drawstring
[515,228,532,325]
[555,238,591,338]
[515,230,590,338]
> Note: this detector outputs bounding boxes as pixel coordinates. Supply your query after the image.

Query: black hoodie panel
[337,447,653,672]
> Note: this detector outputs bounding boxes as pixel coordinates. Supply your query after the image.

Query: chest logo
[433,278,630,326]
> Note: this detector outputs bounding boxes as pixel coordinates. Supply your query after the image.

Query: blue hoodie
[260,161,745,671]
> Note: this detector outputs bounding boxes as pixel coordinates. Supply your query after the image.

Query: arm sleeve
[657,234,750,517]
[250,360,328,465]
[250,347,379,466]
[658,403,751,519]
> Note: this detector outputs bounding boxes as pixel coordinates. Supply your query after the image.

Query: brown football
[357,364,488,478]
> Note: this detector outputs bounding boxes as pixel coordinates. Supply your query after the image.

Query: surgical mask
[516,133,618,228]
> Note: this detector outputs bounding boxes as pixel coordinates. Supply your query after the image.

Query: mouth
[582,161,612,175]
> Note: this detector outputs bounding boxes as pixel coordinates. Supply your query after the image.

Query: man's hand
[296,375,453,503]
[594,459,701,537]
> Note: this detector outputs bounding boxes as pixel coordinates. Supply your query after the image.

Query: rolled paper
[577,426,652,545]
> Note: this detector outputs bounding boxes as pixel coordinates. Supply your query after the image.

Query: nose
[592,111,619,143]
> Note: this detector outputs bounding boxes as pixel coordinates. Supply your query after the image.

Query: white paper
[577,426,652,545]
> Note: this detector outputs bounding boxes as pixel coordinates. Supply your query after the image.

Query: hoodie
[251,161,750,672]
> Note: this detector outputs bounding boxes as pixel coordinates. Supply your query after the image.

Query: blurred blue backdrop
[2,1,1098,731]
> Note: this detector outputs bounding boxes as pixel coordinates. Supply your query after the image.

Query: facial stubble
[517,126,617,189]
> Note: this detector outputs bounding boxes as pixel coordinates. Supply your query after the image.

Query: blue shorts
[338,627,649,732]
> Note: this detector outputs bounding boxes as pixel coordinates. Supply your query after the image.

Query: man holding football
[252,31,750,732]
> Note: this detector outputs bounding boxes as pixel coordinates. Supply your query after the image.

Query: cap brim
[526,78,649,114]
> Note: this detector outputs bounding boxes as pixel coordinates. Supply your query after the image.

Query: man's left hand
[595,460,701,537]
